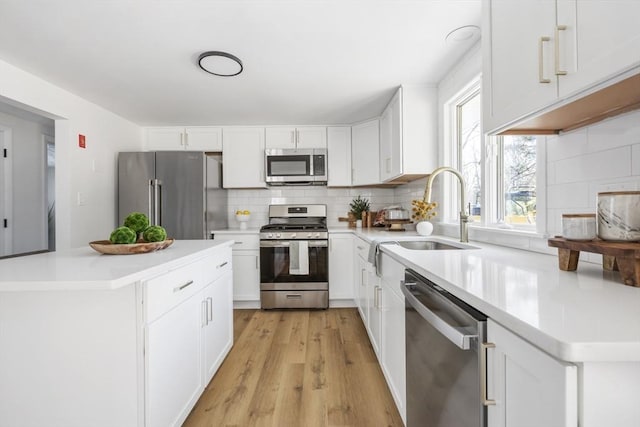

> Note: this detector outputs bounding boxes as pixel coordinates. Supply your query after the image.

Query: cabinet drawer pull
[538,36,551,83]
[173,280,194,292]
[481,342,496,406]
[217,261,229,269]
[286,294,302,299]
[555,25,568,76]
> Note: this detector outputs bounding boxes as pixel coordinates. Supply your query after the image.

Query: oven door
[260,239,328,289]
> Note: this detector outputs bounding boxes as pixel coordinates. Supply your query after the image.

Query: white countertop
[0,240,232,292]
[359,233,640,363]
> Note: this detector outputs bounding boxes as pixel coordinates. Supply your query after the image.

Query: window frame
[445,78,547,236]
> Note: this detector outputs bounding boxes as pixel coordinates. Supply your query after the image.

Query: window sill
[435,222,554,254]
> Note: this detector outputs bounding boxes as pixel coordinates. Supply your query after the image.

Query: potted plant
[411,199,438,235]
[349,195,370,227]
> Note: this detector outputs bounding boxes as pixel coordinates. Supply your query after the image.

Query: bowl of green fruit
[90,212,173,255]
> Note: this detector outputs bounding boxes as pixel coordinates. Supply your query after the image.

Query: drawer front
[202,246,232,285]
[380,253,405,298]
[354,237,370,261]
[260,290,328,309]
[145,259,206,323]
[214,234,260,250]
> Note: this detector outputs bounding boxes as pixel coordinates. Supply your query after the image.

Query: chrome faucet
[423,166,469,243]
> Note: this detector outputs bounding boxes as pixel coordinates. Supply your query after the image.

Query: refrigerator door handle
[154,179,162,226]
[148,180,154,222]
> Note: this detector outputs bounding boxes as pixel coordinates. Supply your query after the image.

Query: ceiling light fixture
[198,51,243,77]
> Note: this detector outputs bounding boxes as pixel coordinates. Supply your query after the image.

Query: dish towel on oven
[289,240,310,275]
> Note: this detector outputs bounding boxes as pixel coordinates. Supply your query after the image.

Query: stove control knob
[276,233,281,238]
[291,233,297,238]
[307,233,312,238]
[315,232,320,238]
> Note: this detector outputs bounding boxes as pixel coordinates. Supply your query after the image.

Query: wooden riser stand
[548,237,640,287]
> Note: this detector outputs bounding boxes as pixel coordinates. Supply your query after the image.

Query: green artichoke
[142,225,167,242]
[123,212,149,233]
[110,226,137,244]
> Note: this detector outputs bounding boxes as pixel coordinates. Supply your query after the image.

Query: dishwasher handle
[401,280,477,350]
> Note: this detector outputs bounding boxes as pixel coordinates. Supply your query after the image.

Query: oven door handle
[401,280,477,350]
[260,240,328,248]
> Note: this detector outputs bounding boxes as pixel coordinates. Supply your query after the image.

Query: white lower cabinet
[379,253,407,424]
[146,291,203,427]
[213,233,260,304]
[144,247,233,427]
[328,233,354,302]
[354,237,371,326]
[487,319,578,427]
[201,269,233,384]
[356,248,407,424]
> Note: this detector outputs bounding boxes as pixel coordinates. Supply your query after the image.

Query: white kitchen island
[0,240,234,427]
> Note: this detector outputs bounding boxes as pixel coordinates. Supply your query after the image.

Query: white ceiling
[0,0,481,126]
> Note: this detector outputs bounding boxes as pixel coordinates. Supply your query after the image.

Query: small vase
[416,221,433,236]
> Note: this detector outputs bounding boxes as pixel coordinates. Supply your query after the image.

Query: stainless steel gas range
[259,204,329,309]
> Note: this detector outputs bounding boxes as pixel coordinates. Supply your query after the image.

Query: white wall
[0,59,144,249]
[545,109,640,261]
[0,111,53,254]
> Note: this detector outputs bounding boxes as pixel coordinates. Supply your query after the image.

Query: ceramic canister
[597,191,640,241]
[561,214,596,241]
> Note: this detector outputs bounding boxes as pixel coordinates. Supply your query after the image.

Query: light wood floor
[183,308,404,427]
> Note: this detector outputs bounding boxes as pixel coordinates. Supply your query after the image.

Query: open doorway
[45,135,55,251]
[0,102,55,258]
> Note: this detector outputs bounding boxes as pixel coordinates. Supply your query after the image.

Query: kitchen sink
[396,240,463,250]
[383,239,477,251]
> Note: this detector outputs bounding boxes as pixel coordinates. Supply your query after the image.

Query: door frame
[0,124,13,257]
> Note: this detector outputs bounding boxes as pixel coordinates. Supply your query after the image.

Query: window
[447,79,541,232]
[499,135,537,226]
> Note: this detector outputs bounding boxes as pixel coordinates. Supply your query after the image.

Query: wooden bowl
[89,238,174,255]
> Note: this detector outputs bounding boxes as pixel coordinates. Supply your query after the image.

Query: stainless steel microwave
[265,148,327,185]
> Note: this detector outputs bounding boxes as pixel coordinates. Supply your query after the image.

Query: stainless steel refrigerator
[118,151,227,239]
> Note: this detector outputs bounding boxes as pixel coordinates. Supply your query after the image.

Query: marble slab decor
[597,191,640,241]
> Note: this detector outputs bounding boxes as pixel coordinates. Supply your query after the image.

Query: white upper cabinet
[378,86,437,183]
[327,126,352,187]
[351,119,380,186]
[222,127,267,188]
[145,127,222,151]
[265,126,327,149]
[556,0,640,97]
[483,0,640,134]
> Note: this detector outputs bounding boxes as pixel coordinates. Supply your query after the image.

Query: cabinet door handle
[201,300,208,326]
[174,280,194,292]
[386,158,391,173]
[217,261,228,269]
[361,268,366,286]
[555,25,568,76]
[374,286,379,308]
[207,297,213,322]
[255,255,259,270]
[538,36,551,83]
[481,342,496,406]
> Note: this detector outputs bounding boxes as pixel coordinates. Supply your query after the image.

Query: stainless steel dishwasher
[402,269,488,427]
